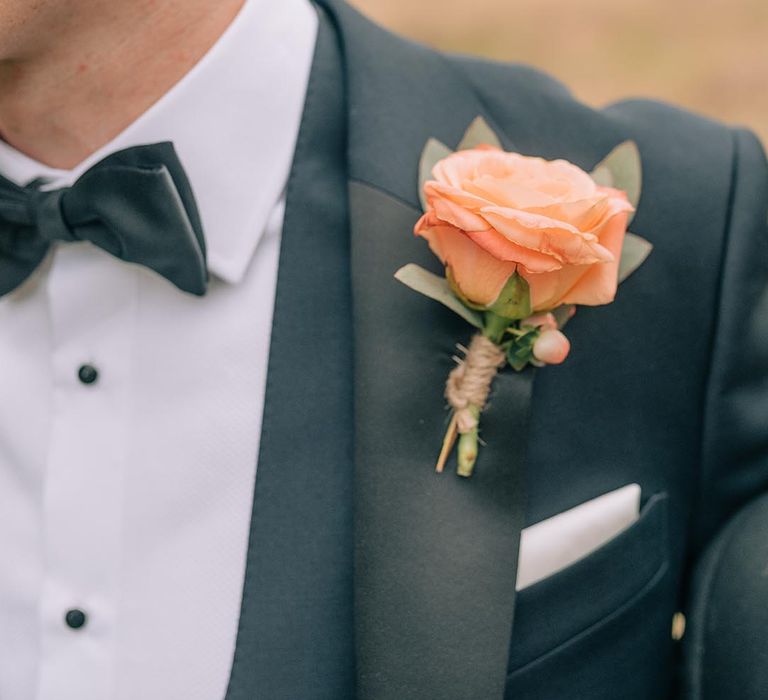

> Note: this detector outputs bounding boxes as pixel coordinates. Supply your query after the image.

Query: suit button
[65,608,87,630]
[671,612,686,641]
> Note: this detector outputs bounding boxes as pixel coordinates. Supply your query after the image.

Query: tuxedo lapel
[225,11,355,700]
[317,2,536,698]
[348,182,534,700]
[226,3,536,697]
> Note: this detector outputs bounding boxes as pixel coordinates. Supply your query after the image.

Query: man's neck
[0,0,246,169]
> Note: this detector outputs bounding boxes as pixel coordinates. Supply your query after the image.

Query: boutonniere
[395,117,652,477]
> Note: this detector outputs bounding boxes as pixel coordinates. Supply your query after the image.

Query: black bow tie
[0,142,208,297]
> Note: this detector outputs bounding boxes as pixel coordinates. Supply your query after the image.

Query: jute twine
[445,334,506,433]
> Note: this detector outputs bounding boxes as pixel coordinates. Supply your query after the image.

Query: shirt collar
[0,0,318,284]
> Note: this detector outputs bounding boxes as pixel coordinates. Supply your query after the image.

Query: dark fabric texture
[224,12,355,700]
[222,0,768,697]
[0,142,207,296]
[683,492,768,699]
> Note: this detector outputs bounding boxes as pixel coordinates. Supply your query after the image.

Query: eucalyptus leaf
[487,271,532,320]
[618,232,653,284]
[590,140,642,224]
[590,165,613,189]
[418,138,453,212]
[394,263,483,328]
[457,115,503,152]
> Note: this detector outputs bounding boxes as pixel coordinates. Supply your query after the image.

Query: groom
[1,0,766,699]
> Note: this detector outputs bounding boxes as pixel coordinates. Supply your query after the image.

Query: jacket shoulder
[446,52,736,173]
[445,52,741,266]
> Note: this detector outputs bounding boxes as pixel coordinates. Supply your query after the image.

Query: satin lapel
[316,2,536,698]
[225,12,355,700]
[349,180,533,700]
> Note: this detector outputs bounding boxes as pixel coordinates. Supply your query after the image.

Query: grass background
[349,0,767,145]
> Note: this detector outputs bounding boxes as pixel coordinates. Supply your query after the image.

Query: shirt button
[64,608,88,630]
[77,364,99,385]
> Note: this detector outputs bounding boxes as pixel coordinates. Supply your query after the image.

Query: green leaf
[418,138,453,212]
[518,330,538,348]
[487,271,532,320]
[507,356,529,372]
[483,311,511,344]
[394,263,483,328]
[618,232,653,284]
[590,140,642,224]
[506,342,534,372]
[457,115,503,151]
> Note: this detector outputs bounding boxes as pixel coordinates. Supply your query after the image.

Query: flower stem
[483,311,510,345]
[457,404,480,477]
[452,318,509,478]
[435,413,458,473]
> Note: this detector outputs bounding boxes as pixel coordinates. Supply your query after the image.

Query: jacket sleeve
[683,130,768,698]
[694,127,768,550]
[683,490,768,699]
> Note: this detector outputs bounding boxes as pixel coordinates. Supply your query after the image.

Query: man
[0,0,766,699]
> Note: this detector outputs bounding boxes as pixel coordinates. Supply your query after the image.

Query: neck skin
[0,0,246,169]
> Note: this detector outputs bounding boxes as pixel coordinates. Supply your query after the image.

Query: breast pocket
[506,492,674,700]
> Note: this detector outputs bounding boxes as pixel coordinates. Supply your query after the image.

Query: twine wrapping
[445,334,506,433]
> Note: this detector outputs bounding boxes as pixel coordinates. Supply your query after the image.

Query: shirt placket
[35,244,136,700]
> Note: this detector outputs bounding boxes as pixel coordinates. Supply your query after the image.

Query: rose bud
[533,329,571,365]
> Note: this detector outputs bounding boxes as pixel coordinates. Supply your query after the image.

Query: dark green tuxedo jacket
[222,2,768,698]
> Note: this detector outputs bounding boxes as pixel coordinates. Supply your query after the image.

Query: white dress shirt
[0,1,318,698]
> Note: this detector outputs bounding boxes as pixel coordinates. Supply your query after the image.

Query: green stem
[483,311,510,345]
[457,405,480,477]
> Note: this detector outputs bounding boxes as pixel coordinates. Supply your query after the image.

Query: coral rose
[414,146,634,311]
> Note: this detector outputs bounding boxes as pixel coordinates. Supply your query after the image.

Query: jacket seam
[687,128,742,556]
[436,51,521,150]
[348,177,421,214]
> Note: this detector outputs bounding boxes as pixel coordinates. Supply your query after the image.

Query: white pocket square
[516,483,641,591]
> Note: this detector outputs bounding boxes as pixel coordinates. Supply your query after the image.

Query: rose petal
[559,210,628,306]
[480,207,614,266]
[431,195,490,233]
[464,175,557,209]
[414,222,517,306]
[464,227,564,273]
[424,180,493,210]
[521,264,589,310]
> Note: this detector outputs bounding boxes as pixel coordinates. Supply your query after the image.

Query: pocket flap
[508,491,670,672]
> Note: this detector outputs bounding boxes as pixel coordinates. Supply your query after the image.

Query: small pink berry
[521,312,557,331]
[533,329,571,365]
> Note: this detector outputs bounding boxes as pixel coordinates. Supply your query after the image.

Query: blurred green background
[349,0,767,145]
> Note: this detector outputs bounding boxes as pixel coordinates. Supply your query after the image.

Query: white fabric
[516,483,642,591]
[0,1,318,699]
